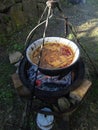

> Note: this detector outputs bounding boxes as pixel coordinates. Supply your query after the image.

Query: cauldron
[26,37,80,76]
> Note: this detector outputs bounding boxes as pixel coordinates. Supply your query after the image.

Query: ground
[0,0,98,130]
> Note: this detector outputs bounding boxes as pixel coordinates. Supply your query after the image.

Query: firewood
[70,79,92,101]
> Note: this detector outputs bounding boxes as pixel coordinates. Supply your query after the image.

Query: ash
[27,66,72,91]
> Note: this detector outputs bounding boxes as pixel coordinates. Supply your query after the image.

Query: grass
[0,51,15,108]
[0,20,37,114]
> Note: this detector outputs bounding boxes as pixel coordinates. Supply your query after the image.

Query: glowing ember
[27,66,72,91]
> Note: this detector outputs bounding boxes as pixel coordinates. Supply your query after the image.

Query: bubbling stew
[31,42,75,69]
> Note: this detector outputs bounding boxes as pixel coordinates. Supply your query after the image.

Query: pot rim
[26,37,80,71]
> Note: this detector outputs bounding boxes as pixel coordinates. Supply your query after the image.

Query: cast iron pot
[26,37,80,76]
[18,57,85,99]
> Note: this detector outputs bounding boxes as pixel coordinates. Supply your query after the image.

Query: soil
[0,0,98,130]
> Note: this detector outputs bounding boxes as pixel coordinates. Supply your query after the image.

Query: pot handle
[16,20,48,62]
[25,14,53,47]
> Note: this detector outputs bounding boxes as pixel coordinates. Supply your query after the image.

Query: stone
[70,79,92,101]
[0,0,40,34]
[2,0,15,7]
[10,3,27,28]
[0,0,15,13]
[9,51,22,64]
[12,73,23,88]
[0,2,6,12]
[0,13,10,34]
[58,97,70,112]
[22,0,37,20]
[12,73,31,96]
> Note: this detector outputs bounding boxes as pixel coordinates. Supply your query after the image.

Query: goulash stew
[31,43,75,69]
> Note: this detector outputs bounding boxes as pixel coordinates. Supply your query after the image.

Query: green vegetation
[0,20,37,113]
[0,34,7,45]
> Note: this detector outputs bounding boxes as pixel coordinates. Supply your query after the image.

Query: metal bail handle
[25,0,63,48]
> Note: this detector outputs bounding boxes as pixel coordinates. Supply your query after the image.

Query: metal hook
[46,0,62,12]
